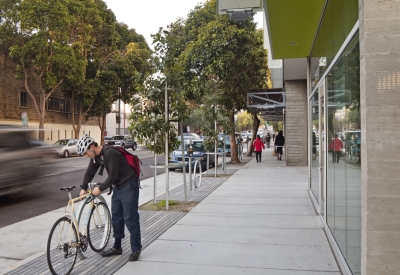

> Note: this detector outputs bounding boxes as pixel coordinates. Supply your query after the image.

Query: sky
[103,0,263,48]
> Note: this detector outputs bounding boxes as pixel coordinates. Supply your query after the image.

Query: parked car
[106,135,137,150]
[241,131,249,143]
[52,139,79,158]
[182,133,200,139]
[218,133,242,156]
[103,135,112,145]
[0,125,50,197]
[169,139,215,172]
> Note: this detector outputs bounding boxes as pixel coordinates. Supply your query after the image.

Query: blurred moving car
[53,139,79,158]
[0,125,51,197]
[169,139,215,172]
[106,135,137,150]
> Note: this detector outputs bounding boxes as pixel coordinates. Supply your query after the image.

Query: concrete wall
[284,80,308,166]
[359,0,400,274]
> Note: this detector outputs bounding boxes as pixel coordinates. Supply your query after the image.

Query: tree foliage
[128,0,269,158]
[0,0,152,141]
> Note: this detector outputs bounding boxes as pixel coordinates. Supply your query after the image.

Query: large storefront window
[325,34,361,274]
[310,92,320,203]
[310,0,358,90]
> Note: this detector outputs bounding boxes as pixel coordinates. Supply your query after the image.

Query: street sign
[21,112,28,126]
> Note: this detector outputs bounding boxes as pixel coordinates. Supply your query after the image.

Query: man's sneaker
[129,250,141,261]
[100,247,122,257]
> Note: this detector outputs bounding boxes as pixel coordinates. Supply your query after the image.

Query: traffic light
[116,114,121,124]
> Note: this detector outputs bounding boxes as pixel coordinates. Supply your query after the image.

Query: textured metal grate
[5,211,186,275]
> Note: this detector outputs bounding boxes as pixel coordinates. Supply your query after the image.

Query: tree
[88,39,153,143]
[0,0,92,140]
[236,111,253,130]
[177,1,268,163]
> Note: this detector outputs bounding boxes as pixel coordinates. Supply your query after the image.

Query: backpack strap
[98,146,113,195]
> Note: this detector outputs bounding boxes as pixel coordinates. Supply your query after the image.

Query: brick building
[0,53,101,144]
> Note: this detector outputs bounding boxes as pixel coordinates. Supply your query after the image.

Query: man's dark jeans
[112,178,142,251]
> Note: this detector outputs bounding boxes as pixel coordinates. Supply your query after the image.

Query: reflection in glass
[325,34,361,274]
[310,92,319,203]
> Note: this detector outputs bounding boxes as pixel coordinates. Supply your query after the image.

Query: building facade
[0,53,101,144]
[219,0,400,274]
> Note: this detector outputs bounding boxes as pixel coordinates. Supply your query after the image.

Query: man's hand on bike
[79,189,87,197]
[92,187,101,196]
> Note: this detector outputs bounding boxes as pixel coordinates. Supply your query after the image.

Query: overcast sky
[104,0,263,48]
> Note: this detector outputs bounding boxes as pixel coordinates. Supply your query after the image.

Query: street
[0,146,165,228]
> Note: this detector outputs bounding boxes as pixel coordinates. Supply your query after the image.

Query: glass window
[325,33,360,274]
[310,0,358,90]
[310,92,320,203]
[59,99,65,112]
[20,91,28,107]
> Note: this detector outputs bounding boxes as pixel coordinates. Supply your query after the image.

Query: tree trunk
[229,112,240,164]
[246,112,260,157]
[98,114,107,145]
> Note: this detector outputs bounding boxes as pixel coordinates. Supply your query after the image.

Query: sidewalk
[115,148,340,275]
[0,147,341,275]
[0,173,184,275]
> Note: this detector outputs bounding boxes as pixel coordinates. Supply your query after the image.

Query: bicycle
[46,183,111,275]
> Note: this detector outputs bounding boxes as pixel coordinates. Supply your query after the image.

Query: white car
[52,139,79,158]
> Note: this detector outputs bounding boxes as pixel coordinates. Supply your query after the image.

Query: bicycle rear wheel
[87,202,111,252]
[47,217,78,275]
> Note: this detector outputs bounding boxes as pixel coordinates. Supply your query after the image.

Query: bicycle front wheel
[47,217,78,275]
[87,202,111,252]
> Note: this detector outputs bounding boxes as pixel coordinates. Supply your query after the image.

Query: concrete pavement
[0,147,341,275]
[0,172,184,275]
[115,148,340,275]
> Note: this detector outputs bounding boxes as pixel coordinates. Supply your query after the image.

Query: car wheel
[64,150,70,158]
[168,168,176,171]
[132,143,137,151]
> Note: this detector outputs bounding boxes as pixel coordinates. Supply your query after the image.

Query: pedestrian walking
[328,134,344,163]
[253,134,265,163]
[274,130,285,161]
[266,133,271,148]
[77,134,142,262]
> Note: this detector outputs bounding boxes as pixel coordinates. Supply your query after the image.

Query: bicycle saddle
[60,186,76,192]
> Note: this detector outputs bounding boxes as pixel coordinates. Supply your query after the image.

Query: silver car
[53,139,79,158]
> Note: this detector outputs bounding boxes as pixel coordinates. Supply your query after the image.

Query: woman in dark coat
[274,130,285,161]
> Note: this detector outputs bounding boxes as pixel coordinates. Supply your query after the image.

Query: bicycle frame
[61,191,96,250]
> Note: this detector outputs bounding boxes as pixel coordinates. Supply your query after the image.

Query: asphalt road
[0,146,166,228]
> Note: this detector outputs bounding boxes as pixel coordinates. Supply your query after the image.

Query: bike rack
[192,160,202,188]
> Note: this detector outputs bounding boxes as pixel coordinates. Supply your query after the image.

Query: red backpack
[101,146,142,177]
